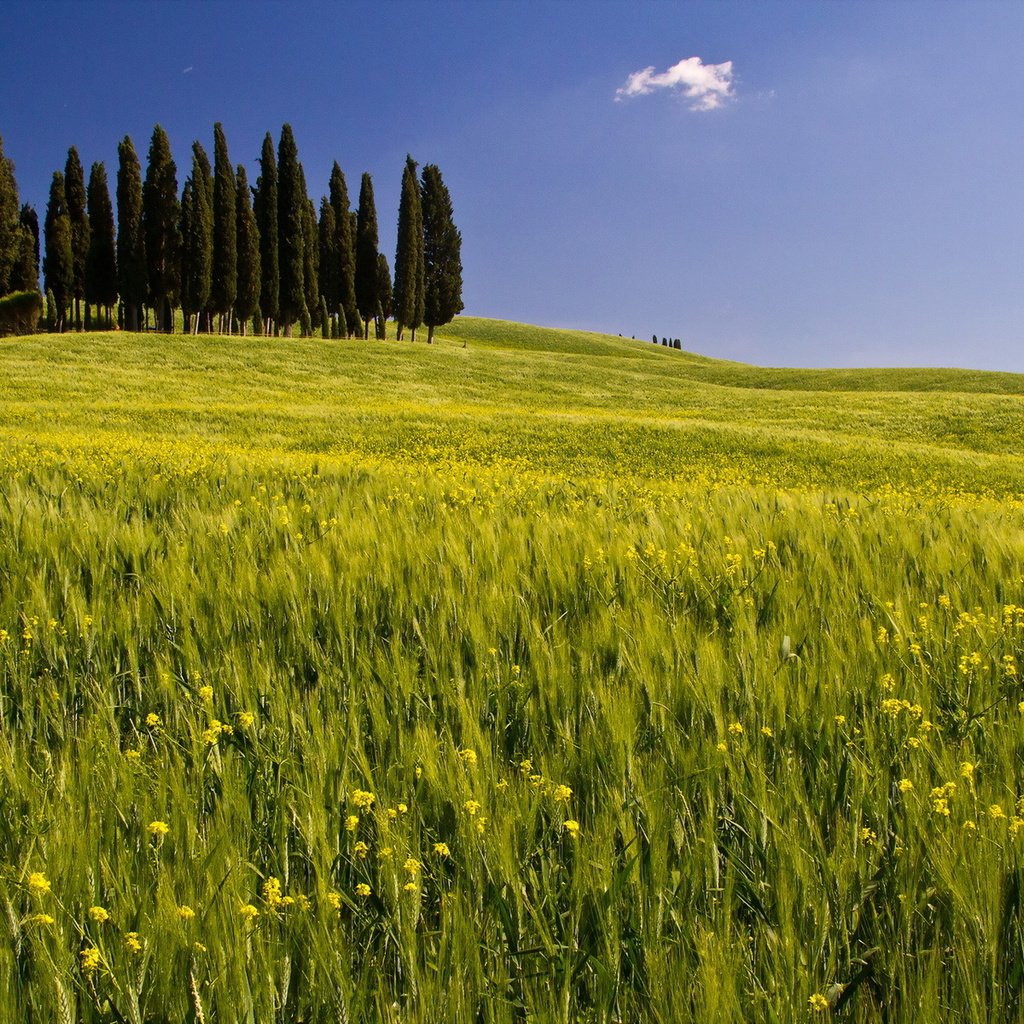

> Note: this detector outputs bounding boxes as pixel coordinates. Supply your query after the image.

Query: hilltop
[2,315,1023,496]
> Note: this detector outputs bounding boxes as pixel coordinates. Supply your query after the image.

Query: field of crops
[2,319,1023,1023]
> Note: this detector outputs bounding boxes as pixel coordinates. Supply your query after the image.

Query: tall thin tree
[328,162,359,337]
[85,163,117,327]
[180,147,212,335]
[64,147,89,329]
[302,193,319,337]
[43,172,73,332]
[375,252,392,340]
[421,164,463,344]
[393,155,424,341]
[318,198,339,337]
[355,173,379,339]
[10,204,38,293]
[254,133,279,335]
[211,123,237,332]
[116,136,146,331]
[0,135,22,296]
[234,164,261,336]
[142,125,180,332]
[276,125,305,335]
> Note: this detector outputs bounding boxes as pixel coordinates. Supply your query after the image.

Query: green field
[1,318,1023,1022]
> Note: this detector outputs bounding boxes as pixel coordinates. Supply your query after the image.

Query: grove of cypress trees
[328,162,359,337]
[116,136,146,331]
[254,133,279,335]
[318,198,339,337]
[211,123,237,332]
[64,147,89,329]
[142,125,181,332]
[180,147,212,335]
[375,252,392,340]
[85,163,117,327]
[393,154,424,341]
[234,164,260,336]
[276,124,305,335]
[11,204,39,293]
[355,173,379,339]
[0,136,22,296]
[43,172,73,332]
[420,163,463,344]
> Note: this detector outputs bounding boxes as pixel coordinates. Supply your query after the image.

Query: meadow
[1,318,1023,1023]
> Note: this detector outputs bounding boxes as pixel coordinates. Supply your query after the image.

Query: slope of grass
[0,319,1023,1023]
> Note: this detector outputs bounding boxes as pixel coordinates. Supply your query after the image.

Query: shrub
[0,289,42,336]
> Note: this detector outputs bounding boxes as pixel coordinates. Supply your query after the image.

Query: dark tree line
[0,127,462,341]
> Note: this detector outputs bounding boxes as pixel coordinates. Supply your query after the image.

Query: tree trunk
[427,324,434,344]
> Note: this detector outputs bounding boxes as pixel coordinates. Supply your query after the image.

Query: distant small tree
[180,148,212,335]
[652,334,657,344]
[234,164,261,336]
[85,163,117,326]
[64,147,89,329]
[320,295,330,339]
[43,172,73,331]
[420,163,463,344]
[302,192,320,336]
[354,173,379,339]
[318,197,339,336]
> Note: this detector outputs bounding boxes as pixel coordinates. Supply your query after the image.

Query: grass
[0,317,1022,1023]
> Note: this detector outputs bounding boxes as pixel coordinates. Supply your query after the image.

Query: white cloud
[616,56,735,111]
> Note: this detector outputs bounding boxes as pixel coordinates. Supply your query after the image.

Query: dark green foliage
[420,164,463,344]
[234,164,261,333]
[0,135,22,296]
[211,123,237,323]
[43,171,73,330]
[85,164,117,316]
[318,198,339,317]
[375,252,392,339]
[254,133,279,330]
[354,173,379,338]
[142,125,181,331]
[302,191,319,335]
[180,147,212,332]
[393,154,424,341]
[320,294,330,339]
[10,204,39,293]
[328,162,359,337]
[116,136,147,331]
[0,289,42,336]
[276,124,305,334]
[45,288,56,330]
[64,147,89,328]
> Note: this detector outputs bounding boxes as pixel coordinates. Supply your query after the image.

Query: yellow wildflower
[727,721,743,736]
[177,905,195,920]
[564,819,581,838]
[236,711,255,728]
[80,947,101,973]
[459,748,478,767]
[354,841,369,858]
[345,815,360,832]
[198,685,214,703]
[551,784,572,802]
[147,820,170,837]
[898,779,914,793]
[125,932,143,953]
[145,712,161,728]
[355,883,371,898]
[403,857,421,876]
[326,891,342,910]
[351,789,375,809]
[809,993,829,1012]
[27,872,50,896]
[30,913,55,926]
[433,842,450,857]
[88,906,109,923]
[239,903,259,921]
[464,800,481,816]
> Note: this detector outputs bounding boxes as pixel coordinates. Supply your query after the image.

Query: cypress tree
[85,163,117,326]
[302,193,319,336]
[180,147,212,335]
[318,198,338,335]
[142,125,181,332]
[393,155,424,341]
[375,253,392,340]
[320,295,330,339]
[10,205,38,294]
[64,147,89,329]
[328,162,359,337]
[276,124,305,335]
[234,164,261,336]
[254,133,279,334]
[0,135,22,296]
[189,142,213,331]
[117,136,146,331]
[354,173,379,339]
[211,123,237,331]
[43,172,73,331]
[420,164,463,344]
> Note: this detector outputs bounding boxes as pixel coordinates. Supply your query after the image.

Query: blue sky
[2,0,1022,370]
